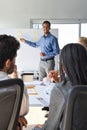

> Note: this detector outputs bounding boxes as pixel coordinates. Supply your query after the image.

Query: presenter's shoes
[42,106,49,111]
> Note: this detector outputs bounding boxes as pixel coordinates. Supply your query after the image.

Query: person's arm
[19,86,29,116]
[9,65,29,128]
[20,38,40,48]
[33,85,65,130]
[17,116,28,129]
[48,38,60,57]
[9,65,29,116]
[43,86,65,130]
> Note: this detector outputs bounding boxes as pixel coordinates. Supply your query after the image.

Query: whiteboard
[0,29,58,72]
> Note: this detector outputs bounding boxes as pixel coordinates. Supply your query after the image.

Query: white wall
[0,0,87,28]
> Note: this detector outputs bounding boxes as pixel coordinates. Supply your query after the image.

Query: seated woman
[33,43,87,130]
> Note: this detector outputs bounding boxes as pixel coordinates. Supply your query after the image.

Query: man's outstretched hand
[20,38,25,43]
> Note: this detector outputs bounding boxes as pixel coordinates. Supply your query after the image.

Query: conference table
[24,81,55,106]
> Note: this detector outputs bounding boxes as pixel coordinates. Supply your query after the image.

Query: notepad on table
[27,85,38,95]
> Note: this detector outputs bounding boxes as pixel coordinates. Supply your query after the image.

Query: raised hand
[20,38,25,43]
[48,70,59,83]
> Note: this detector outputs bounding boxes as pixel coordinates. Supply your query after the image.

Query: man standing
[20,21,60,81]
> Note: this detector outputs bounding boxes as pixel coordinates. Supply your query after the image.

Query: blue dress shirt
[25,32,60,60]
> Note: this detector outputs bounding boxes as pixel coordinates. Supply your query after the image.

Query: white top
[0,71,29,116]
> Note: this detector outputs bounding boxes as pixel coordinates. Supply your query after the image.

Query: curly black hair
[0,34,20,69]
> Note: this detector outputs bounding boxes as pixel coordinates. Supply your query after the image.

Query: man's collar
[43,32,51,38]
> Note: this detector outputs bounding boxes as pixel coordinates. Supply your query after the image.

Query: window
[81,23,87,36]
[51,24,79,49]
[33,24,42,29]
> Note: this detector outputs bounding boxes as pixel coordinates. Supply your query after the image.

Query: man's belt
[41,57,54,61]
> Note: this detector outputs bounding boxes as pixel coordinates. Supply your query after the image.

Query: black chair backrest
[0,78,24,130]
[63,85,87,130]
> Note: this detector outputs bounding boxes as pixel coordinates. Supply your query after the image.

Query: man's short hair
[0,34,20,69]
[42,21,51,28]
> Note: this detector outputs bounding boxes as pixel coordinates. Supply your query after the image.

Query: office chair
[63,85,87,130]
[0,78,24,130]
